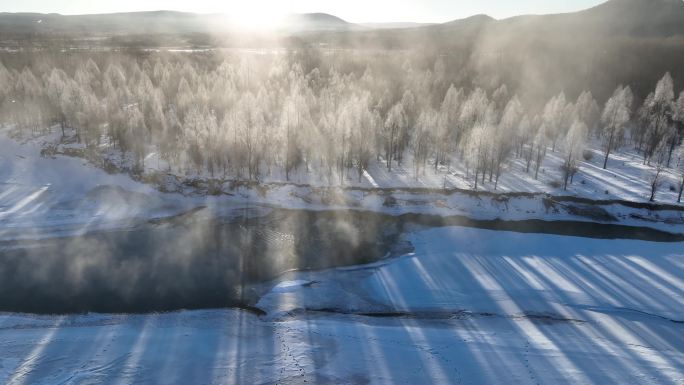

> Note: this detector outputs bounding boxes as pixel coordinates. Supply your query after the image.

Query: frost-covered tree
[45,68,69,135]
[384,103,407,172]
[397,90,417,165]
[642,73,677,166]
[675,145,684,203]
[466,122,492,190]
[413,109,437,178]
[281,92,309,181]
[562,120,588,190]
[675,91,684,124]
[4,53,682,195]
[648,137,669,202]
[523,116,540,173]
[542,92,568,152]
[532,122,548,180]
[437,85,464,169]
[0,62,12,105]
[492,84,510,111]
[491,96,521,188]
[575,91,600,136]
[601,85,633,169]
[123,104,147,171]
[515,114,533,159]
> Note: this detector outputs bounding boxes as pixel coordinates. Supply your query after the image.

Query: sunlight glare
[223,3,287,31]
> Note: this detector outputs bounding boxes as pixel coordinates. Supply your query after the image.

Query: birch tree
[642,73,676,166]
[384,104,406,172]
[601,85,633,169]
[675,145,684,203]
[562,120,588,190]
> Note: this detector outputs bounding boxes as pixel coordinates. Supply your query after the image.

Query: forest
[1,50,683,201]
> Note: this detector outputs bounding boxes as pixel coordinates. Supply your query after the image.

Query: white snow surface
[1,227,684,384]
[2,130,684,384]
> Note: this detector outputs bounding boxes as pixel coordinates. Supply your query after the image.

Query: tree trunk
[534,147,542,180]
[679,176,684,203]
[494,166,501,190]
[667,136,677,168]
[650,173,660,202]
[603,132,613,169]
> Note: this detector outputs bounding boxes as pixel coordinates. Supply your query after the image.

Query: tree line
[1,52,683,202]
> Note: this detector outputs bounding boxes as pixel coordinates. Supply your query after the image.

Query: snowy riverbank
[1,130,683,242]
[2,227,683,384]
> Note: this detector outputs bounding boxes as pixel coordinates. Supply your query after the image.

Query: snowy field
[1,227,683,384]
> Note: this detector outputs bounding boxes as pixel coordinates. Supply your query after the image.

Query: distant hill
[0,11,230,36]
[1,0,684,102]
[282,13,362,32]
[0,11,361,38]
[360,22,435,30]
[3,0,683,40]
[304,0,684,102]
[313,0,684,47]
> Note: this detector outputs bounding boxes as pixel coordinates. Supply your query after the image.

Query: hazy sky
[2,0,607,23]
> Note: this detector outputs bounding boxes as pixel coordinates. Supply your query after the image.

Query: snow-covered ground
[138,135,684,204]
[2,227,683,384]
[1,130,683,242]
[2,129,684,384]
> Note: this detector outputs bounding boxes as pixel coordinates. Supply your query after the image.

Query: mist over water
[2,202,682,314]
[0,207,409,314]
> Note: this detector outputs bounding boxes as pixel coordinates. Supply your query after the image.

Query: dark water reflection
[0,206,680,314]
[0,207,408,314]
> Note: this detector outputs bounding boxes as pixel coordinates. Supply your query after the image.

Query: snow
[137,134,683,204]
[1,128,684,383]
[0,131,684,240]
[0,131,189,238]
[2,227,683,384]
[271,280,312,292]
[1,128,683,242]
[256,227,684,321]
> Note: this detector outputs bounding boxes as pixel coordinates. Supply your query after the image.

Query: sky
[1,0,607,23]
